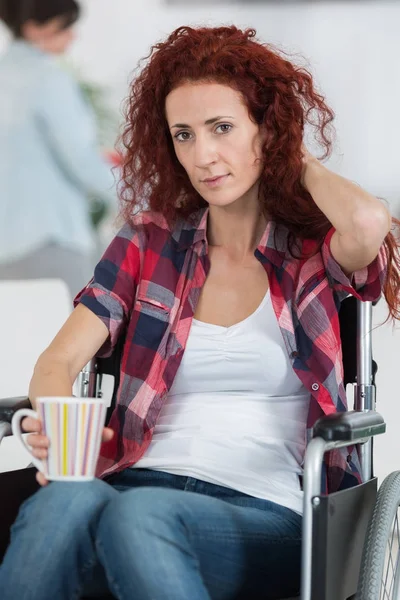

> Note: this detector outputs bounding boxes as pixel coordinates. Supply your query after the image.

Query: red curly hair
[119,25,400,321]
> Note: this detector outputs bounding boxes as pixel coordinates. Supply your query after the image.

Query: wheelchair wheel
[357,471,400,600]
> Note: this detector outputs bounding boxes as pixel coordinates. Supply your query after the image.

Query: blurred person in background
[0,0,117,297]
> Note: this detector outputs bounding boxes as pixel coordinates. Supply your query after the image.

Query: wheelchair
[0,295,399,600]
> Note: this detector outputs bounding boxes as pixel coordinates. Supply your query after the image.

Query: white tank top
[133,289,310,515]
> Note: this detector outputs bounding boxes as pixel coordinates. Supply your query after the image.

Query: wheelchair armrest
[0,397,32,424]
[312,410,386,443]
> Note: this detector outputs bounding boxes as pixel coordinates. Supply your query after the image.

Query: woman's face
[165,82,265,209]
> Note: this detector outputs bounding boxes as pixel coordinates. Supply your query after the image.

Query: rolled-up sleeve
[322,227,388,302]
[74,223,140,356]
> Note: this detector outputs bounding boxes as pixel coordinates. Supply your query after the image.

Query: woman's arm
[26,304,112,486]
[29,304,109,409]
[302,149,391,274]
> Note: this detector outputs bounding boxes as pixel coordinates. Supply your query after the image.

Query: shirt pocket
[132,293,172,350]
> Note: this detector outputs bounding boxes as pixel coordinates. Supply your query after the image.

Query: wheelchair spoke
[384,526,395,595]
[381,509,400,599]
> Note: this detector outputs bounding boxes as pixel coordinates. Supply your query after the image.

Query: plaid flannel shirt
[74,208,387,493]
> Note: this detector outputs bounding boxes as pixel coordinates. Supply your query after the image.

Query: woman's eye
[175,131,192,142]
[215,123,232,134]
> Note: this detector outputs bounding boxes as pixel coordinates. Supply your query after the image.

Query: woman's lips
[202,174,230,188]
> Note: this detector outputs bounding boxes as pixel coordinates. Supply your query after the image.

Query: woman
[0,0,116,297]
[1,25,399,600]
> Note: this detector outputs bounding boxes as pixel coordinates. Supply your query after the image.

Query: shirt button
[290,351,299,358]
[311,383,320,391]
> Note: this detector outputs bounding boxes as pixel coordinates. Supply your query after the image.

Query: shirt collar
[257,220,288,269]
[173,208,208,251]
[173,207,289,268]
[11,39,52,60]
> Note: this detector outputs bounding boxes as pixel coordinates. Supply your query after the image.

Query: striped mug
[11,396,108,481]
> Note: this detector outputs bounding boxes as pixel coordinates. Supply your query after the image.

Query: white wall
[1,0,399,481]
[2,0,397,208]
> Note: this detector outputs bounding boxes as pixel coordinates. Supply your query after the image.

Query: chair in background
[0,278,71,474]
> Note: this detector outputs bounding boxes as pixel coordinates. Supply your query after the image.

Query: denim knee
[10,478,117,544]
[99,486,186,537]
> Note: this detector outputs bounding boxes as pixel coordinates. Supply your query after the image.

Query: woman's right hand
[21,417,114,487]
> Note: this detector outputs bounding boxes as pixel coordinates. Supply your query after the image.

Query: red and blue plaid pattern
[74,208,387,493]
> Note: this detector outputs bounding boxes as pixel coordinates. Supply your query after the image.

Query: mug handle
[11,408,45,473]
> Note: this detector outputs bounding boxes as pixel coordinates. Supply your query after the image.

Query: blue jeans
[0,469,302,600]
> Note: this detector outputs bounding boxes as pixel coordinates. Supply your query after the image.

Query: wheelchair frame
[300,300,384,600]
[0,298,387,600]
